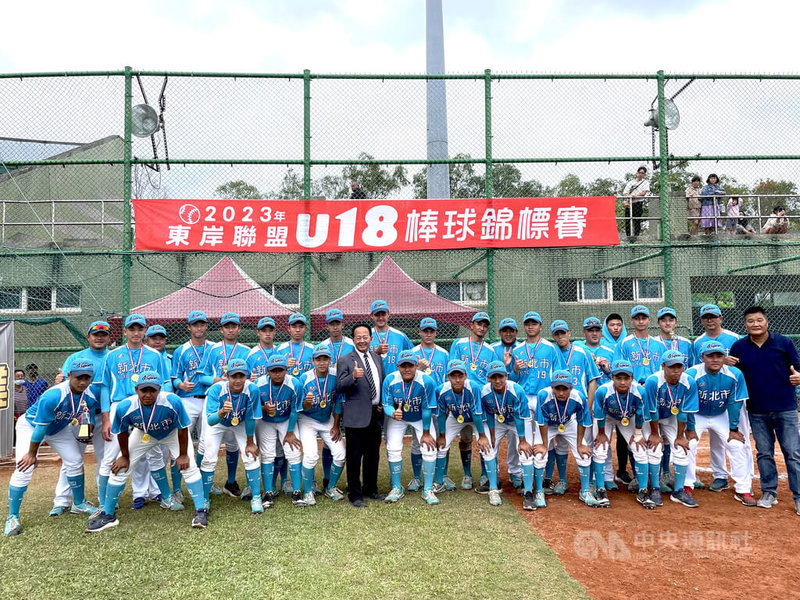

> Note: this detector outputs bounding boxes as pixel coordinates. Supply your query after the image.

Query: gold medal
[223,366,228,374]
[142,433,151,443]
[320,400,327,409]
[403,403,410,412]
[381,353,388,359]
[642,358,650,366]
[231,417,240,426]
[670,405,679,415]
[497,414,505,423]
[558,424,566,433]
[425,368,432,375]
[470,363,477,372]
[331,362,336,369]
[457,415,465,424]
[527,360,534,368]
[292,368,300,376]
[620,417,630,427]
[131,374,139,383]
[71,418,79,426]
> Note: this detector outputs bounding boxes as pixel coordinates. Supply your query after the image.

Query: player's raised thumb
[791,365,798,374]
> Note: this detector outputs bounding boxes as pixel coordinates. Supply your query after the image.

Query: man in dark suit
[336,323,386,507]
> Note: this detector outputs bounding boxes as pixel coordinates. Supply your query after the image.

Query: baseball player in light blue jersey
[370,300,413,375]
[86,371,208,532]
[601,313,627,350]
[642,349,699,508]
[283,345,346,506]
[433,361,493,499]
[382,350,439,504]
[199,312,250,498]
[592,360,655,509]
[692,303,744,492]
[480,361,535,507]
[97,314,168,510]
[684,340,753,507]
[246,317,278,381]
[5,361,100,536]
[613,305,668,384]
[255,355,304,508]
[450,312,498,385]
[408,318,451,491]
[491,318,522,376]
[50,321,111,516]
[200,359,263,515]
[277,313,315,377]
[533,370,597,509]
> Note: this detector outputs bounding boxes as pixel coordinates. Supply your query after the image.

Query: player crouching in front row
[86,371,207,532]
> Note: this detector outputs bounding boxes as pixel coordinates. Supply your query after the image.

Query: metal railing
[0,198,123,243]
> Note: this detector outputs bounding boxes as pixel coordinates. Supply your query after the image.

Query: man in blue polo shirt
[730,306,800,516]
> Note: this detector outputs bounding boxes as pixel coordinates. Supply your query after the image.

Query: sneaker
[542,478,555,495]
[291,491,306,507]
[588,482,597,495]
[709,478,729,492]
[240,485,253,501]
[407,478,422,492]
[422,489,440,505]
[282,480,293,495]
[693,479,706,490]
[85,511,119,533]
[461,476,473,490]
[131,497,146,510]
[734,492,757,507]
[650,488,663,507]
[474,480,490,495]
[172,490,184,505]
[442,476,457,491]
[595,488,611,508]
[488,489,502,506]
[160,495,185,511]
[261,492,275,508]
[210,483,224,496]
[636,489,656,509]
[580,489,600,507]
[615,471,633,485]
[49,505,68,517]
[71,500,99,516]
[659,473,673,494]
[794,497,800,516]
[627,478,639,493]
[4,516,21,536]
[152,494,163,504]
[757,491,778,509]
[191,508,208,529]
[385,487,405,503]
[479,474,489,487]
[325,487,345,501]
[303,491,317,506]
[311,481,323,495]
[553,480,568,496]
[510,474,523,489]
[250,496,264,514]
[523,491,536,510]
[535,491,547,508]
[431,482,448,494]
[223,481,242,498]
[670,489,699,508]
[605,480,618,491]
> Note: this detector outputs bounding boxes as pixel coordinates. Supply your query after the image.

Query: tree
[753,178,799,216]
[585,177,623,197]
[554,174,585,197]
[214,180,262,200]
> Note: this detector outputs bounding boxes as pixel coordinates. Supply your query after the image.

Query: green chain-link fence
[4,68,800,379]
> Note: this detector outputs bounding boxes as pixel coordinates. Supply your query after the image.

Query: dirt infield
[501,443,798,600]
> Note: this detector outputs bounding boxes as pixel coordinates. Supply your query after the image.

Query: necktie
[363,353,377,401]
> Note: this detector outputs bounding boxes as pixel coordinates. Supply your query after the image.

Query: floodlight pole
[122,65,133,315]
[657,70,673,307]
[303,69,312,337]
[426,0,450,200]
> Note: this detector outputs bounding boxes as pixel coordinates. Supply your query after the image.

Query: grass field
[0,448,587,600]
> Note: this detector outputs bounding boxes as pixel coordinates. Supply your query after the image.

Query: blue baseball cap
[288,312,307,325]
[657,307,677,320]
[446,359,467,374]
[226,358,248,375]
[611,360,634,376]
[472,312,490,324]
[87,320,111,335]
[397,350,418,366]
[661,349,685,366]
[187,310,207,324]
[220,312,240,325]
[631,305,649,318]
[487,361,507,377]
[326,309,344,323]
[69,359,95,377]
[146,324,167,338]
[124,313,146,328]
[258,316,276,330]
[420,317,438,331]
[550,319,569,334]
[523,311,542,324]
[700,340,726,356]
[267,355,288,371]
[370,300,389,314]
[498,318,518,331]
[583,317,602,330]
[700,304,722,317]
[312,344,332,359]
[135,370,161,390]
[551,369,574,388]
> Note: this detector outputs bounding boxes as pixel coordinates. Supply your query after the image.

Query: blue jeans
[749,410,800,500]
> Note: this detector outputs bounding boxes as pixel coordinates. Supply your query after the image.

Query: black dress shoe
[350,499,368,508]
[368,493,386,501]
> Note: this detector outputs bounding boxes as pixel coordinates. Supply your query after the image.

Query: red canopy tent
[109,256,294,338]
[310,256,476,332]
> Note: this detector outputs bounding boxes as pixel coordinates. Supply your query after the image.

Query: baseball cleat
[605,480,618,491]
[649,489,663,506]
[49,505,68,517]
[4,516,22,536]
[636,490,656,509]
[406,478,422,492]
[422,489,440,505]
[614,471,633,485]
[510,474,523,489]
[523,491,536,510]
[535,491,547,508]
[223,481,242,498]
[191,508,208,529]
[693,479,706,490]
[442,476,457,491]
[131,497,146,510]
[659,473,674,494]
[627,478,639,493]
[71,500,99,515]
[160,495,185,511]
[384,487,405,503]
[282,480,293,495]
[479,474,489,487]
[311,481,323,495]
[303,491,317,506]
[240,485,253,501]
[541,478,555,495]
[172,490,184,505]
[488,489,502,506]
[85,511,119,533]
[474,480,490,495]
[325,487,345,501]
[250,496,264,514]
[594,488,611,508]
[431,482,448,494]
[291,491,306,507]
[261,492,275,508]
[210,483,224,496]
[461,476,473,490]
[553,480,568,496]
[670,489,698,507]
[580,489,600,507]
[709,478,729,492]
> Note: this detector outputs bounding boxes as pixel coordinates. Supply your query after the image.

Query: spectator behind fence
[23,363,48,408]
[350,180,366,199]
[726,197,743,233]
[700,174,726,235]
[686,175,702,235]
[13,369,27,419]
[761,205,789,235]
[622,166,650,237]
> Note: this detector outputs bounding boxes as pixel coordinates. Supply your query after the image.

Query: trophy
[77,411,93,443]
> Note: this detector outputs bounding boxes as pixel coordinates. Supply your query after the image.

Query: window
[636,278,663,302]
[558,278,664,304]
[0,286,82,314]
[423,281,487,306]
[261,283,300,308]
[581,279,609,302]
[691,291,734,309]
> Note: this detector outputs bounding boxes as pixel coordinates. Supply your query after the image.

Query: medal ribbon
[259,345,273,365]
[190,342,207,367]
[565,344,576,368]
[525,339,542,363]
[228,389,244,421]
[555,395,569,424]
[422,345,435,366]
[126,344,144,376]
[469,339,484,365]
[634,335,650,362]
[454,389,467,416]
[493,387,507,418]
[222,342,240,369]
[401,379,415,408]
[138,399,158,435]
[314,372,330,406]
[665,381,679,412]
[376,329,389,348]
[268,381,285,405]
[329,340,345,364]
[615,389,631,420]
[68,389,86,420]
[660,335,678,351]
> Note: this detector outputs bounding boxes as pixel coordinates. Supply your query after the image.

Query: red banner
[132,197,620,252]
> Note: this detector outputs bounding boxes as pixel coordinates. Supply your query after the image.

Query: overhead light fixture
[131,103,159,138]
[644,98,680,130]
